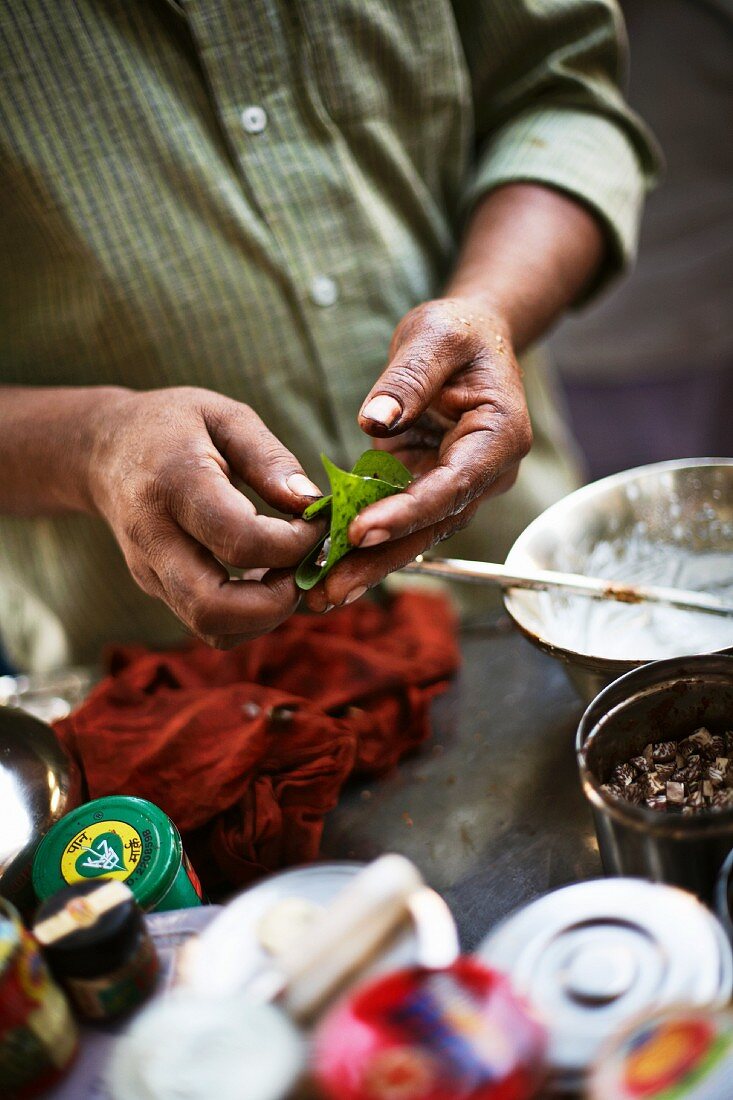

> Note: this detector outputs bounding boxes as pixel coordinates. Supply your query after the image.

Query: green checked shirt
[0,0,656,670]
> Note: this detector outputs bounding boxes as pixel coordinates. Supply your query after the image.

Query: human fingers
[166,456,323,569]
[357,302,484,437]
[127,519,301,644]
[349,403,528,550]
[304,502,478,613]
[205,398,322,515]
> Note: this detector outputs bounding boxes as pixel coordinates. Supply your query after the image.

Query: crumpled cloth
[54,593,459,895]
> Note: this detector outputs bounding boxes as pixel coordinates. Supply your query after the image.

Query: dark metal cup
[716,847,733,943]
[577,654,733,903]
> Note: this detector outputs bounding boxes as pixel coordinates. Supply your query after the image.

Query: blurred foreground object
[108,855,447,1100]
[108,994,304,1100]
[590,1006,733,1099]
[180,858,458,1006]
[313,958,547,1100]
[478,878,733,1093]
[0,897,77,1098]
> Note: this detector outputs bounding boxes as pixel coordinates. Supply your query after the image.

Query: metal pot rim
[504,457,733,667]
[715,847,733,939]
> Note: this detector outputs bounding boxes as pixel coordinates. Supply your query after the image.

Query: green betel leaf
[302,494,332,521]
[295,450,412,591]
[295,536,330,590]
[350,450,412,488]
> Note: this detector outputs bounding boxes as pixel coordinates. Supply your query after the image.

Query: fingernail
[320,604,334,614]
[361,395,402,428]
[359,528,391,548]
[287,474,322,498]
[343,586,367,606]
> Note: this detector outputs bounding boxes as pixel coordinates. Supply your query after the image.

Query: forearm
[0,385,126,515]
[445,183,605,353]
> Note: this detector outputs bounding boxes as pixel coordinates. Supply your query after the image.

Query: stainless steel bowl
[504,459,733,699]
[0,708,83,914]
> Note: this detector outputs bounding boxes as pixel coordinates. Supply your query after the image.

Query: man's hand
[304,183,604,611]
[85,387,323,645]
[303,299,531,611]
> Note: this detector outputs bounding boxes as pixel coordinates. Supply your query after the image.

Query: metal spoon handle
[403,557,733,618]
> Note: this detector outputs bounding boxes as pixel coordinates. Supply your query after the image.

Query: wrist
[0,385,133,518]
[82,386,135,516]
[436,291,514,343]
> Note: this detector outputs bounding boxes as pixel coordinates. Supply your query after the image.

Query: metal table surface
[320,613,602,951]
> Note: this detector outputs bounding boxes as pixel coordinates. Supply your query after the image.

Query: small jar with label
[34,880,159,1022]
[32,795,204,912]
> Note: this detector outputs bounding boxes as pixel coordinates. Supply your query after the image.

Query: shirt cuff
[462,106,658,301]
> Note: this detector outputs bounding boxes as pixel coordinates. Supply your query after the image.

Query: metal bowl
[0,708,83,914]
[504,459,733,699]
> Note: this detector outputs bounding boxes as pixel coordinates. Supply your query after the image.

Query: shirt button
[310,275,339,307]
[241,105,267,134]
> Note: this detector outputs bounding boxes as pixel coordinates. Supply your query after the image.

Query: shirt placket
[181,0,398,465]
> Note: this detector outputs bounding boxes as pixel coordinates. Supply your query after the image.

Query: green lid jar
[32,796,204,913]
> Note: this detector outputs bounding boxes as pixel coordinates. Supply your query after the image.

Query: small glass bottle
[34,879,159,1021]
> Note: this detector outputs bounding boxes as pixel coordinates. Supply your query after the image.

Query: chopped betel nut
[611,763,635,788]
[643,773,665,798]
[666,781,685,804]
[599,727,733,815]
[710,735,726,758]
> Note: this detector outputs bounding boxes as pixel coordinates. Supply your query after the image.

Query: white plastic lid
[107,991,304,1100]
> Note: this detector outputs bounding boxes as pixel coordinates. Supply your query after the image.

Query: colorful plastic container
[313,958,547,1100]
[0,898,77,1097]
[32,796,203,913]
[590,1007,733,1099]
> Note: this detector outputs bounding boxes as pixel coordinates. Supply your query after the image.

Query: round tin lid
[181,862,458,997]
[590,1007,733,1099]
[477,878,733,1091]
[32,796,182,911]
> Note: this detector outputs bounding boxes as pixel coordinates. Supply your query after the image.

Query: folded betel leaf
[302,494,333,521]
[348,450,413,488]
[296,450,412,591]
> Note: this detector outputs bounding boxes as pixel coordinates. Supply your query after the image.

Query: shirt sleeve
[453,0,662,297]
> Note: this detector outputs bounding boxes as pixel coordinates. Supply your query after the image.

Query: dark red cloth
[54,593,459,895]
